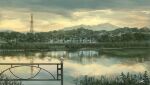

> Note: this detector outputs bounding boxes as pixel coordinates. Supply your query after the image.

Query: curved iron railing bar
[0,65,56,80]
[9,67,42,79]
[0,67,11,76]
[9,68,22,79]
[31,65,56,79]
[29,68,41,79]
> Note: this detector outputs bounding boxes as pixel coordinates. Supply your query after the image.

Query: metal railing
[0,57,64,85]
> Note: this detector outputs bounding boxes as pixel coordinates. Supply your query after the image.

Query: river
[0,49,150,85]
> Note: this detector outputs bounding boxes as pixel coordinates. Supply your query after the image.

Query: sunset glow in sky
[0,0,150,32]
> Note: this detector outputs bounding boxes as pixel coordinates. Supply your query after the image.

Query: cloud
[0,0,150,32]
[0,19,27,32]
[1,0,150,14]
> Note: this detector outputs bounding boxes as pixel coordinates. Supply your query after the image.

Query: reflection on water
[0,49,150,85]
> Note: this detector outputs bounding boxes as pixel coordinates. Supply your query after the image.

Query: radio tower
[30,13,34,76]
[30,13,34,33]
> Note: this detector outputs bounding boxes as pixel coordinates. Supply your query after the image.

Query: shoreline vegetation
[0,47,150,52]
[0,42,150,51]
[0,45,150,51]
[74,71,150,85]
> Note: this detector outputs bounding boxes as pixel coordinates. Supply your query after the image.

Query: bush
[0,74,22,85]
[74,71,150,85]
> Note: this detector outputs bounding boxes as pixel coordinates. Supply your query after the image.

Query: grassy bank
[0,42,150,50]
[101,48,150,57]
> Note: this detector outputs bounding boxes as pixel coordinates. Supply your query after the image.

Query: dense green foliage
[0,27,150,43]
[74,71,150,85]
[0,27,150,49]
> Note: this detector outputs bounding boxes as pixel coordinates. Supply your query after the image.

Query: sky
[0,0,150,32]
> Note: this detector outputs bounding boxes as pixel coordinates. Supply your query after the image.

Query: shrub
[74,71,150,85]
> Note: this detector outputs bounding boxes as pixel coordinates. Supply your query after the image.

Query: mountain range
[62,23,119,31]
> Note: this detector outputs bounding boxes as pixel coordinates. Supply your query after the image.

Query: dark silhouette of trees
[0,27,150,49]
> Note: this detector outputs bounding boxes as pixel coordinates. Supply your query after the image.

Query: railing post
[57,64,58,80]
[61,61,63,85]
[60,57,64,85]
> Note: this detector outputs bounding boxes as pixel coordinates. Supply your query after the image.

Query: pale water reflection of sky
[0,51,149,85]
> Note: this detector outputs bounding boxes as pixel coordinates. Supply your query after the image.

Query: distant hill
[0,28,14,32]
[63,23,119,31]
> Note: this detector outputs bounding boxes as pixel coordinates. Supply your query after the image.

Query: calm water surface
[0,49,150,85]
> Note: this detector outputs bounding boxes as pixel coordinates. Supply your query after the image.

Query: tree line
[0,27,150,43]
[0,27,150,49]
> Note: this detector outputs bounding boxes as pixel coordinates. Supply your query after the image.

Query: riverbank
[0,47,150,52]
[1,41,150,50]
[0,48,150,58]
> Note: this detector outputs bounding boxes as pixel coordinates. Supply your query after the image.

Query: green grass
[0,75,22,85]
[74,71,150,85]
